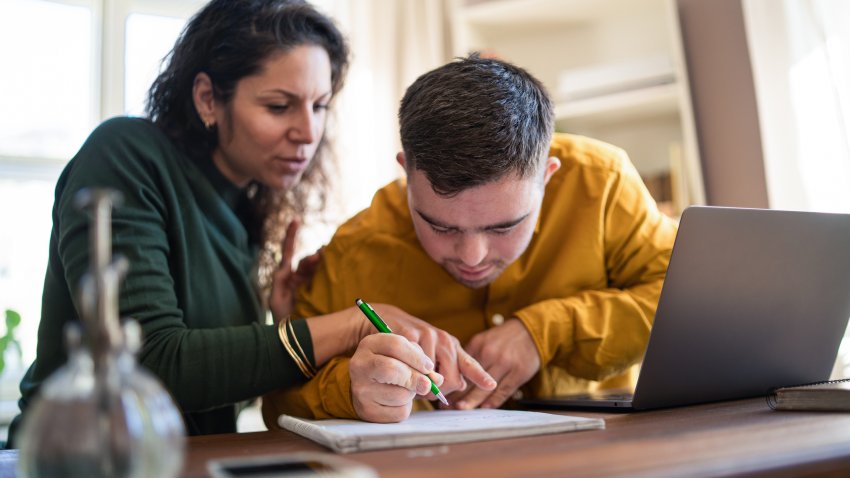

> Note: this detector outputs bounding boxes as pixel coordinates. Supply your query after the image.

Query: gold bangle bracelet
[277,319,302,375]
[278,318,314,378]
[287,317,316,375]
[282,327,312,378]
[283,317,314,377]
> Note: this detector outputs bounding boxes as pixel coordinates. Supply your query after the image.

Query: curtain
[743,0,850,213]
[312,0,454,223]
[743,0,850,378]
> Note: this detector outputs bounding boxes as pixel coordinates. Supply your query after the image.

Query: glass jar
[15,321,185,478]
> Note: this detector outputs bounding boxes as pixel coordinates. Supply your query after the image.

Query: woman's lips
[274,156,308,173]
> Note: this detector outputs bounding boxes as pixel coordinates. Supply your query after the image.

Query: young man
[263,54,677,424]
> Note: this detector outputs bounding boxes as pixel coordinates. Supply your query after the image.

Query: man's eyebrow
[483,214,530,230]
[415,210,453,229]
[415,209,530,231]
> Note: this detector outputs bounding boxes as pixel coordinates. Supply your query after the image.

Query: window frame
[0,0,203,181]
[0,0,205,383]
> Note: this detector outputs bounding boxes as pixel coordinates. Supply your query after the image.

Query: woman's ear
[192,72,217,129]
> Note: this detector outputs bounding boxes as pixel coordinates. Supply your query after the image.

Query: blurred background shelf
[451,0,705,217]
[461,0,657,27]
[555,82,679,126]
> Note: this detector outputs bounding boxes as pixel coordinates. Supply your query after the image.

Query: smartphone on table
[207,452,377,478]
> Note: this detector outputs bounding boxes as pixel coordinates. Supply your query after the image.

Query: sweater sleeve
[52,118,310,412]
[514,157,676,381]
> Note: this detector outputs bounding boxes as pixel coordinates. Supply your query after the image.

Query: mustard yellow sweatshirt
[263,133,677,424]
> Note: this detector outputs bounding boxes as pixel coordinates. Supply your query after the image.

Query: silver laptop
[521,206,850,411]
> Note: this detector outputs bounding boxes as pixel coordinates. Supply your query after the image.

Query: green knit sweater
[10,117,314,441]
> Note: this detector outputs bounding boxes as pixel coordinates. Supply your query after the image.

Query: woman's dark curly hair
[146,0,349,286]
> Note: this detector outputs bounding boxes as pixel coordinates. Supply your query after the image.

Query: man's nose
[456,233,488,266]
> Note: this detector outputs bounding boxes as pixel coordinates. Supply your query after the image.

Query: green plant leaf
[5,309,21,331]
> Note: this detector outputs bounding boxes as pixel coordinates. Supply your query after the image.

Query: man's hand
[269,220,323,322]
[366,304,497,398]
[454,319,540,410]
[350,333,443,422]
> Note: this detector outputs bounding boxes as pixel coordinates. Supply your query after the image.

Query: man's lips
[456,264,492,278]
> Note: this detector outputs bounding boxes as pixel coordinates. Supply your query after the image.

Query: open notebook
[278,409,603,453]
[522,206,850,411]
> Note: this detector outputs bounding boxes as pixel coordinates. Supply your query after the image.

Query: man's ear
[543,156,561,185]
[396,151,407,169]
[192,72,217,128]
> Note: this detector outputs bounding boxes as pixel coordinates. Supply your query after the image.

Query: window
[124,12,187,115]
[0,0,199,384]
[0,0,95,160]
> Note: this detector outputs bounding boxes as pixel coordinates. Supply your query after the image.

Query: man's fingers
[366,356,433,396]
[367,385,416,408]
[417,329,437,366]
[465,333,483,358]
[452,360,509,410]
[351,372,416,423]
[371,305,420,343]
[361,334,435,376]
[360,334,449,403]
[458,349,497,391]
[458,382,517,410]
[426,370,444,387]
[453,385,494,410]
[478,372,525,409]
[367,358,445,402]
[353,389,414,423]
[393,323,435,364]
[351,338,425,423]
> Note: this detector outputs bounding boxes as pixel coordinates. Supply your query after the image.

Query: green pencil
[355,298,449,406]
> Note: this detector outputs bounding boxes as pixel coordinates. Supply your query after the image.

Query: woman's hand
[269,220,323,322]
[350,333,442,422]
[355,304,497,402]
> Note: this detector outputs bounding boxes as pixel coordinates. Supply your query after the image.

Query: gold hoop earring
[204,119,214,130]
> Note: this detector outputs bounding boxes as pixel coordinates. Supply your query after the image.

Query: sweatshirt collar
[196,156,244,210]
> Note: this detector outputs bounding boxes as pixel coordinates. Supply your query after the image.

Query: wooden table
[3,398,850,477]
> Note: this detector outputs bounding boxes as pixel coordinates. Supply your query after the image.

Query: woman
[8,0,455,442]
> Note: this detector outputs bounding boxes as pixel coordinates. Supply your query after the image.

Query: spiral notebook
[522,206,850,411]
[277,409,604,454]
[768,379,850,411]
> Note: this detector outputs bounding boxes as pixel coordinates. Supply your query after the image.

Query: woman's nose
[287,105,318,144]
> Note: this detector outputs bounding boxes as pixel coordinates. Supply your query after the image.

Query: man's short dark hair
[398,54,554,196]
